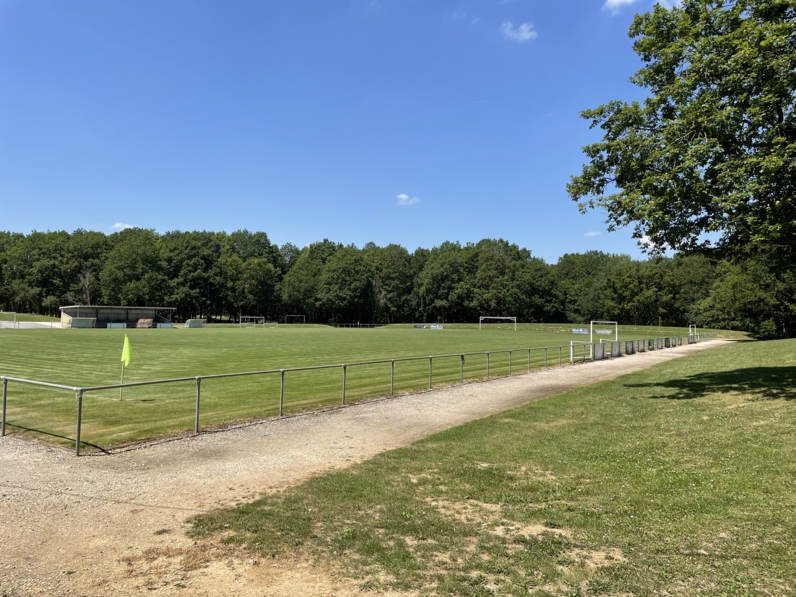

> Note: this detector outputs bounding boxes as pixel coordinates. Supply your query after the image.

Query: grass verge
[191,339,796,596]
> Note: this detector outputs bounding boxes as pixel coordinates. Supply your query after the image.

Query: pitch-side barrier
[0,333,717,456]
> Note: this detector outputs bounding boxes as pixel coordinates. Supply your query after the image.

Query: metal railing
[0,333,717,456]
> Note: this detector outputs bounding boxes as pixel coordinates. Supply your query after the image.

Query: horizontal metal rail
[75,348,567,393]
[0,377,78,391]
[2,336,717,395]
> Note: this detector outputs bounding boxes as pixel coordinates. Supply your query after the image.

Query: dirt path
[0,340,727,597]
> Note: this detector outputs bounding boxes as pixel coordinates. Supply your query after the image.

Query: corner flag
[119,334,132,400]
[121,335,132,367]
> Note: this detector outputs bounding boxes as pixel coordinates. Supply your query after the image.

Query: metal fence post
[528,349,532,372]
[342,365,347,405]
[486,352,490,378]
[390,360,395,395]
[279,370,285,416]
[429,357,433,389]
[194,377,201,435]
[1,377,6,437]
[544,347,548,368]
[75,389,83,457]
[460,354,464,383]
[508,351,512,375]
[559,347,562,367]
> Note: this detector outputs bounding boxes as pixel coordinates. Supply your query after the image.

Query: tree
[697,252,796,334]
[280,240,342,322]
[415,243,466,322]
[317,247,373,323]
[555,252,631,322]
[363,243,414,323]
[101,228,167,306]
[162,231,224,320]
[279,243,301,272]
[239,258,279,319]
[603,260,673,326]
[568,1,796,254]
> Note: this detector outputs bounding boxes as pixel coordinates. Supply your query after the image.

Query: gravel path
[0,340,726,597]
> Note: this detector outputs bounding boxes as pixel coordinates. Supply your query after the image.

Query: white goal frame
[240,316,266,329]
[0,311,17,329]
[285,314,306,324]
[479,316,517,331]
[590,320,618,343]
[571,340,594,363]
[688,324,697,335]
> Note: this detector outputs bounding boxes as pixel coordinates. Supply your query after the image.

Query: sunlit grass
[193,339,796,596]
[0,324,709,450]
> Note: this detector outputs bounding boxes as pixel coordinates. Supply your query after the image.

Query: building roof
[59,305,176,311]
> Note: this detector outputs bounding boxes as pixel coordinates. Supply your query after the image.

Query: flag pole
[120,333,132,400]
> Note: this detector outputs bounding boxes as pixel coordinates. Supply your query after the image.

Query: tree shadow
[625,367,796,401]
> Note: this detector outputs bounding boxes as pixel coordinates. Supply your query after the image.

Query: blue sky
[1,0,670,263]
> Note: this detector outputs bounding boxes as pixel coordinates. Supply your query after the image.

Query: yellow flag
[121,334,132,367]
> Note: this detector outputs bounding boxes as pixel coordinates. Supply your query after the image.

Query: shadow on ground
[625,367,796,401]
[5,424,110,453]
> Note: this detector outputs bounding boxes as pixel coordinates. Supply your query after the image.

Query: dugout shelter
[59,305,176,329]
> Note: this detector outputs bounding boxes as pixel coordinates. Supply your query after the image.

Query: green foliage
[568,0,796,253]
[101,228,167,306]
[0,227,792,333]
[695,254,796,335]
[192,340,796,594]
[317,247,373,323]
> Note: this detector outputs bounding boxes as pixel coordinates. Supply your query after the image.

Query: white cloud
[602,0,637,14]
[501,21,537,42]
[585,231,601,237]
[113,222,133,230]
[397,193,421,206]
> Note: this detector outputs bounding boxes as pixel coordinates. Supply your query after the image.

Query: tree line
[0,228,791,335]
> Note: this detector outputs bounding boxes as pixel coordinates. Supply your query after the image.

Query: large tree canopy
[568,0,796,254]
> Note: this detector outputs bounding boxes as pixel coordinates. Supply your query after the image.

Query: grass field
[0,324,726,450]
[0,312,60,322]
[192,339,796,596]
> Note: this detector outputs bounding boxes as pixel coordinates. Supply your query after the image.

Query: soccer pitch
[0,324,702,450]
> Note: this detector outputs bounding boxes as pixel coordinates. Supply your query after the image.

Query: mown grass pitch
[192,339,796,595]
[0,324,711,450]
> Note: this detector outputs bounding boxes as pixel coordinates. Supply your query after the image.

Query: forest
[0,228,792,336]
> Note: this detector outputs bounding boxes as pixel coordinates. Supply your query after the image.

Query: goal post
[570,340,594,363]
[590,320,618,343]
[285,315,306,325]
[479,316,517,331]
[0,311,17,329]
[240,316,266,329]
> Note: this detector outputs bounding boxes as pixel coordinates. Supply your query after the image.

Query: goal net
[479,316,517,331]
[285,315,306,324]
[240,316,265,329]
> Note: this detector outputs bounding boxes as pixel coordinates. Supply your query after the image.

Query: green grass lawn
[0,312,60,322]
[0,324,717,450]
[191,339,796,596]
